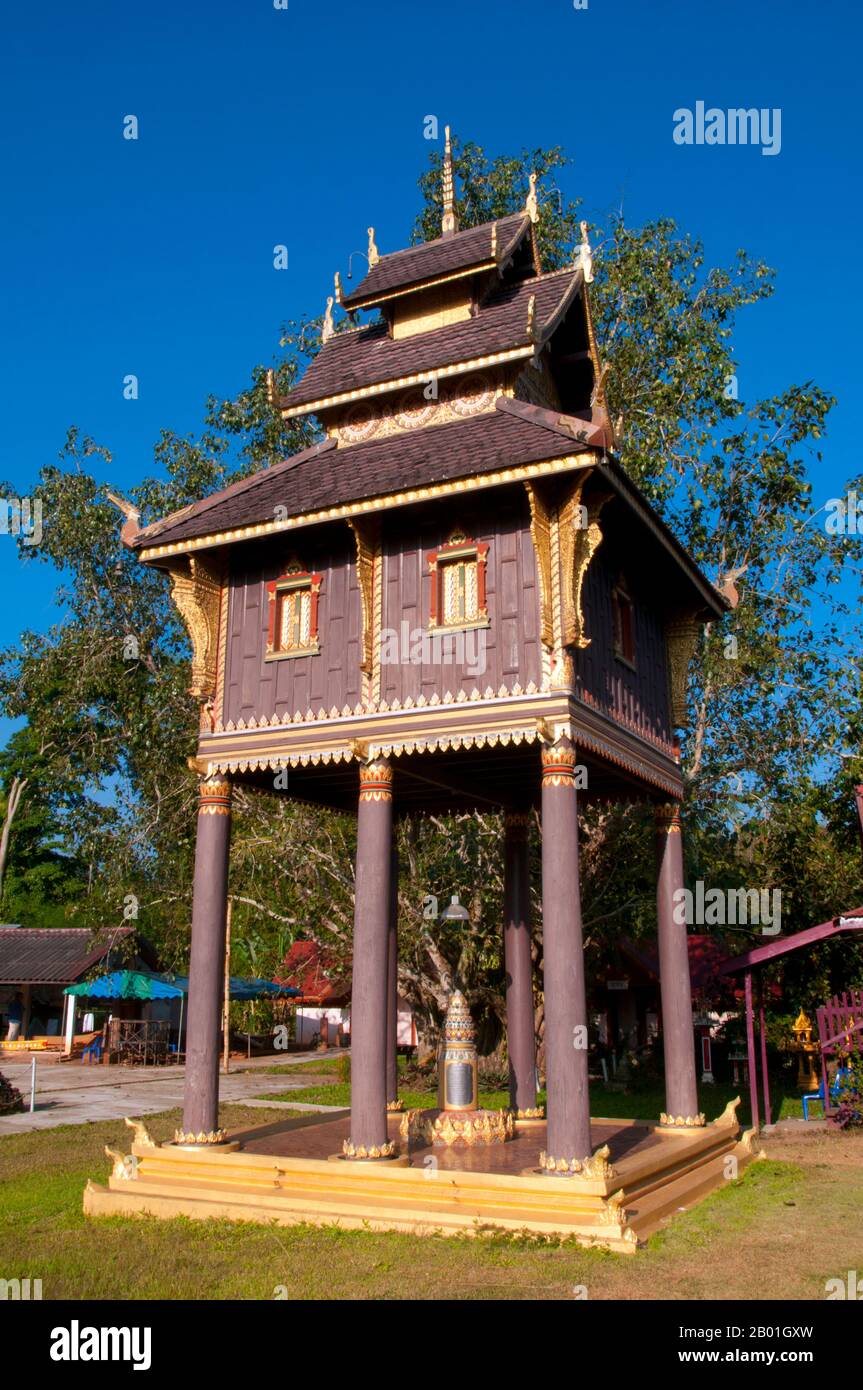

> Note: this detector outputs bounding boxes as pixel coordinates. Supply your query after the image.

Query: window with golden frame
[265,566,322,660]
[427,532,489,631]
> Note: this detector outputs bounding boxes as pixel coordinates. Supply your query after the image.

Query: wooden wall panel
[381,492,542,704]
[577,550,672,744]
[223,531,362,725]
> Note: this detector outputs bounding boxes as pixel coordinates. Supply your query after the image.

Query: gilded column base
[172,1128,238,1151]
[385,1099,405,1113]
[538,1143,614,1179]
[400,1108,514,1147]
[342,1137,399,1161]
[658,1112,707,1130]
[506,1105,546,1123]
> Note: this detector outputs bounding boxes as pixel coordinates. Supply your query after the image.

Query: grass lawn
[1,1098,860,1300]
[258,1078,805,1125]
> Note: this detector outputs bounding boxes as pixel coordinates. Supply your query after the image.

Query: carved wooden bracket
[561,481,612,650]
[526,472,610,664]
[165,554,224,701]
[524,481,555,650]
[665,615,702,729]
[348,517,382,694]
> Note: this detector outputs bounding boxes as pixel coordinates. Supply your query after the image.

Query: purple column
[655,803,701,1126]
[181,775,233,1142]
[745,970,760,1131]
[345,759,395,1159]
[504,811,538,1113]
[758,996,772,1127]
[540,742,592,1169]
[385,838,400,1110]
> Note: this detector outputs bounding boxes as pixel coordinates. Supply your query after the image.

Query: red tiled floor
[238,1111,657,1173]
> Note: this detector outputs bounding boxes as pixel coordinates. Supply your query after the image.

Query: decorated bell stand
[86,131,755,1250]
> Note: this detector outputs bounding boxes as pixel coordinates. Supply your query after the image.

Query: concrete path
[0,1050,342,1134]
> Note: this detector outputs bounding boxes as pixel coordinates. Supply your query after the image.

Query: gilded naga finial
[524,172,539,224]
[322,295,336,344]
[441,125,459,237]
[367,227,380,266]
[526,293,537,341]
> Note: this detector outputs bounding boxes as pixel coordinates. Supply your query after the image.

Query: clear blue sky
[1,0,860,747]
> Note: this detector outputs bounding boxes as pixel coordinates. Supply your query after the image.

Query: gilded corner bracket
[348,516,383,705]
[165,553,224,702]
[560,476,612,651]
[665,614,702,729]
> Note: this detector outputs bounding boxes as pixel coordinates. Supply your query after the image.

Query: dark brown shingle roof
[284,268,581,413]
[0,928,141,984]
[341,214,530,309]
[134,403,597,551]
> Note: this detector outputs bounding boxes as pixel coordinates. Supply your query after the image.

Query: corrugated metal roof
[0,928,138,984]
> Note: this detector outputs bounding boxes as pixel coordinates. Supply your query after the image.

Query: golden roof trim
[137,451,595,562]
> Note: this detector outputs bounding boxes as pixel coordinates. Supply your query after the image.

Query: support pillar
[179,775,233,1145]
[503,811,539,1115]
[385,837,402,1111]
[345,759,396,1159]
[655,803,703,1128]
[540,742,592,1171]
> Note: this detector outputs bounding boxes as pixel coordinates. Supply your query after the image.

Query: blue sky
[1,0,860,746]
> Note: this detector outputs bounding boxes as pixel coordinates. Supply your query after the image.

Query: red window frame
[265,568,322,659]
[426,535,489,630]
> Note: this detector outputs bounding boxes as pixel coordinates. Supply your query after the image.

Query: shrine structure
[88,134,755,1247]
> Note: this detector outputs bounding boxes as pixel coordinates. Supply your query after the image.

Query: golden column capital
[197,775,233,817]
[359,758,393,803]
[654,802,682,834]
[541,740,577,787]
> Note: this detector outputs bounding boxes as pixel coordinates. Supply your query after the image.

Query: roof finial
[334,270,343,305]
[441,125,459,237]
[367,227,380,266]
[322,296,335,344]
[524,172,539,224]
[577,220,594,283]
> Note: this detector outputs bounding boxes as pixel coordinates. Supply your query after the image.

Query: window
[427,532,489,631]
[265,565,322,659]
[611,577,636,667]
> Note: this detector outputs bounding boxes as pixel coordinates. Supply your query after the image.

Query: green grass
[257,1079,800,1126]
[1,1101,861,1300]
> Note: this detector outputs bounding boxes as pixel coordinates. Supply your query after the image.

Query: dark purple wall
[223,532,362,725]
[577,549,673,744]
[220,497,673,742]
[380,494,543,703]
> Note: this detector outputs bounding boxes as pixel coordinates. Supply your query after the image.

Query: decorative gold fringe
[539,1142,614,1178]
[342,1137,398,1160]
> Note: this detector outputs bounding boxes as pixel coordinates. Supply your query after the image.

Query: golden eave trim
[280,345,535,420]
[136,452,596,563]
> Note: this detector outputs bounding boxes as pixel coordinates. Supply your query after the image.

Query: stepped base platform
[85,1101,756,1253]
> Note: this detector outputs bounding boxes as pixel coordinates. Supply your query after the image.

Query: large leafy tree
[1,137,860,1045]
